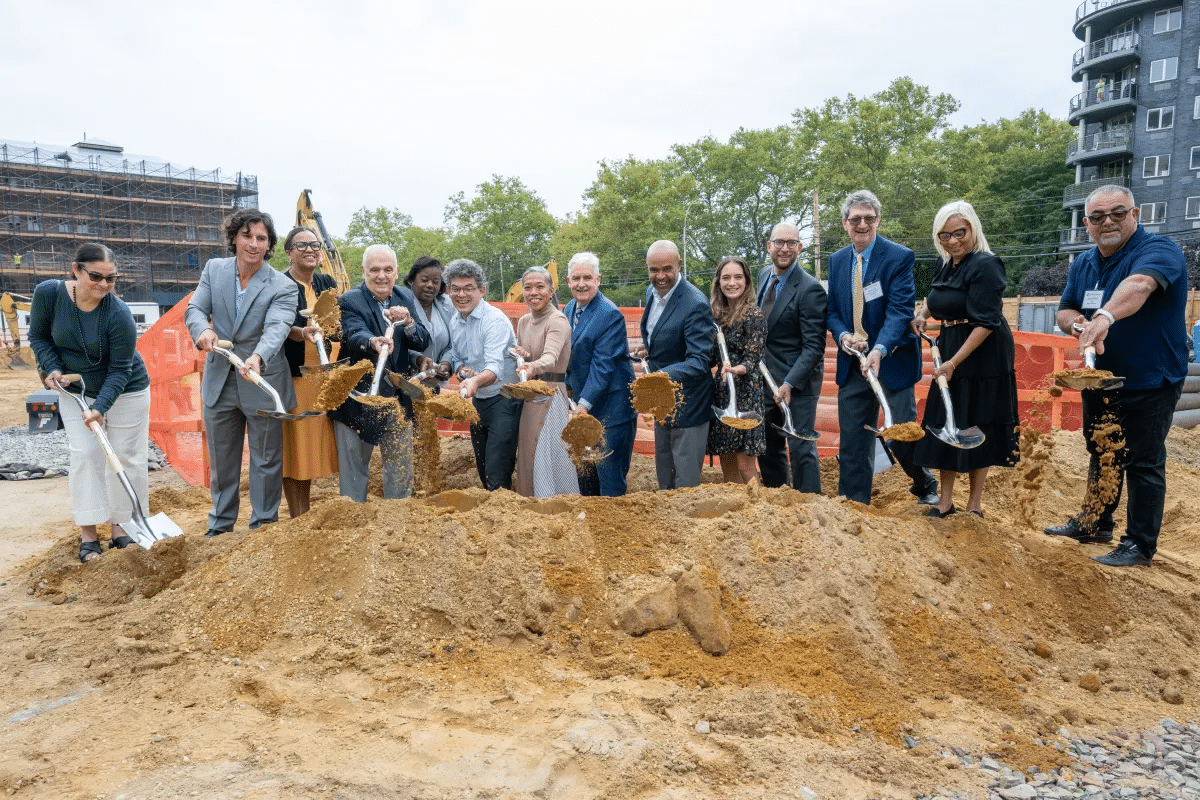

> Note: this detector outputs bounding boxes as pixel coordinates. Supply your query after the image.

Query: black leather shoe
[204,528,230,538]
[1093,540,1152,567]
[916,491,940,506]
[1043,518,1113,544]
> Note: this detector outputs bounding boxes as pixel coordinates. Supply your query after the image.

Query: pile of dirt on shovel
[9,427,1200,799]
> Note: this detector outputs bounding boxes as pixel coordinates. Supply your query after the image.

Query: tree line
[279,77,1083,304]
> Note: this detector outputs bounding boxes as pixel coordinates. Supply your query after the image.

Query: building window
[1147,107,1174,130]
[1154,7,1182,32]
[1144,154,1171,177]
[1141,202,1167,224]
[1192,147,1200,170]
[1195,97,1200,119]
[1150,57,1179,82]
[3,215,18,230]
[1187,197,1200,219]
[57,219,70,233]
[26,217,42,232]
[75,223,89,234]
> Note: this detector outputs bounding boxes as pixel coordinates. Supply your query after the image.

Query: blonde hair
[931,200,992,262]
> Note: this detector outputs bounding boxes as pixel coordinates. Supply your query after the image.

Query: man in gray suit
[186,209,298,536]
[757,222,827,493]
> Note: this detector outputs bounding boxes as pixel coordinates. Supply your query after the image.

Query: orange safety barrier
[138,296,1089,485]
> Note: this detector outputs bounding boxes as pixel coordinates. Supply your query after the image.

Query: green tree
[444,175,556,298]
[339,206,453,283]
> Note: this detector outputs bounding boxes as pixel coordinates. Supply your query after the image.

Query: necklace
[69,283,107,366]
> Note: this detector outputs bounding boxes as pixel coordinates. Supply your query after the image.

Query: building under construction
[0,137,257,307]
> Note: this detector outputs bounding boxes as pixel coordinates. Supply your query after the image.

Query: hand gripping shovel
[844,342,924,442]
[210,340,324,421]
[298,308,348,376]
[561,394,609,463]
[1055,323,1125,391]
[55,374,184,547]
[757,362,819,441]
[499,352,541,402]
[713,326,762,430]
[918,332,985,450]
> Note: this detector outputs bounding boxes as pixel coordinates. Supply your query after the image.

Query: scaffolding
[0,138,258,306]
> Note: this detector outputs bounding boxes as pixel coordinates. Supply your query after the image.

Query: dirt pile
[5,427,1200,799]
[631,372,681,423]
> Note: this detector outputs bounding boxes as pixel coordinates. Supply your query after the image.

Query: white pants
[59,387,151,527]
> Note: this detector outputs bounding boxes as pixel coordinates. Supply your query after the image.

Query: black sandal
[927,505,957,518]
[109,535,134,549]
[79,540,103,563]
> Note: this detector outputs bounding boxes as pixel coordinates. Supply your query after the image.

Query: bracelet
[1093,308,1116,325]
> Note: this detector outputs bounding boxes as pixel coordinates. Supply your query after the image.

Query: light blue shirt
[645,272,682,341]
[449,299,517,400]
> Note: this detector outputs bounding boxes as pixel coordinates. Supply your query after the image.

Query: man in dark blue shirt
[1045,185,1188,567]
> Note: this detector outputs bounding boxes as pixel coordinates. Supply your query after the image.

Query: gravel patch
[913,718,1200,800]
[0,425,166,480]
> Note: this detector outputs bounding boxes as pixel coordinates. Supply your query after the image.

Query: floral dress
[707,306,768,456]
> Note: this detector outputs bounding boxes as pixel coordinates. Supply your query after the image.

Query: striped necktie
[852,253,867,339]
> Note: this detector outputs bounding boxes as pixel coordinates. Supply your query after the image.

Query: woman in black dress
[911,201,1020,518]
[706,256,766,484]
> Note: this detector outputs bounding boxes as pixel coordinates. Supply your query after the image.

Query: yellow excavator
[1,291,32,370]
[504,260,558,303]
[295,190,351,293]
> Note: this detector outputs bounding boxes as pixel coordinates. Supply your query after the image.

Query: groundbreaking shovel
[499,352,540,401]
[210,340,324,421]
[561,394,608,463]
[757,362,819,441]
[713,326,762,429]
[298,308,348,376]
[844,343,924,442]
[917,332,985,450]
[1056,323,1125,391]
[55,374,184,547]
[386,368,436,401]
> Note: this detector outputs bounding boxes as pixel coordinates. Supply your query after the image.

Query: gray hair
[1085,184,1136,215]
[522,265,553,285]
[443,258,487,289]
[361,243,398,267]
[931,200,992,261]
[567,251,600,276]
[841,190,882,220]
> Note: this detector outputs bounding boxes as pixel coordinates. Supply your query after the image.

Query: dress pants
[333,419,413,502]
[653,421,709,490]
[470,393,523,491]
[59,387,150,526]
[204,371,283,531]
[759,393,821,493]
[591,416,637,496]
[1081,383,1181,556]
[837,369,935,504]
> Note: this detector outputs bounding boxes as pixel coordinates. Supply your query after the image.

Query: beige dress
[282,283,339,481]
[515,306,577,497]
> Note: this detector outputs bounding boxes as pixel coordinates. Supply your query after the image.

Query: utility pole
[812,189,821,280]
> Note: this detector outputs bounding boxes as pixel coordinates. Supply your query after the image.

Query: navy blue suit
[640,278,715,489]
[757,262,826,493]
[826,235,934,504]
[564,291,636,496]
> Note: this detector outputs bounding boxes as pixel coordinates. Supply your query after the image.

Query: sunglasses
[81,268,119,284]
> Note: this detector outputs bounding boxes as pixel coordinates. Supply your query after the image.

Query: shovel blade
[144,512,185,541]
[300,357,350,376]
[775,423,819,441]
[386,370,427,400]
[500,385,538,401]
[928,424,986,450]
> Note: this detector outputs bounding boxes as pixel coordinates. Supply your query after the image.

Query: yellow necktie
[852,253,866,339]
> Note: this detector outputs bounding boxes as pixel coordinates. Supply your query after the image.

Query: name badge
[1082,289,1104,310]
[863,281,883,302]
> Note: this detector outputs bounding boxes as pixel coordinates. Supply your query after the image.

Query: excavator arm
[0,292,32,369]
[296,190,351,293]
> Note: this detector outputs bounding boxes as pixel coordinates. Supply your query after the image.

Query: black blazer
[639,278,715,429]
[757,263,827,397]
[282,270,338,377]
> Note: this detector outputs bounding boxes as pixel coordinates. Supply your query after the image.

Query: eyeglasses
[936,227,970,243]
[1086,207,1130,225]
[81,268,119,284]
[290,241,322,251]
[846,215,878,226]
[447,284,479,295]
[769,239,800,248]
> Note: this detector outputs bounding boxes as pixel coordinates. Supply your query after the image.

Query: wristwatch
[1093,308,1116,325]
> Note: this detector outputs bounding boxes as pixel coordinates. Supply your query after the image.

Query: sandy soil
[1,367,1198,800]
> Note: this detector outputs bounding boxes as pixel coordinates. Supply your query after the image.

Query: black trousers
[758,392,821,493]
[470,394,523,491]
[1080,382,1181,556]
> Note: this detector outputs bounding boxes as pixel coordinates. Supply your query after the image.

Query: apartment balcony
[1068,80,1137,124]
[1065,129,1134,166]
[1062,176,1131,208]
[1071,32,1140,81]
[1059,226,1094,250]
[1074,0,1178,39]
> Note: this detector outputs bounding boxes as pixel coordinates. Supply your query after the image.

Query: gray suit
[185,256,298,531]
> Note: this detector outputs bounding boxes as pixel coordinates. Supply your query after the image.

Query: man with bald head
[757,222,827,493]
[635,240,715,489]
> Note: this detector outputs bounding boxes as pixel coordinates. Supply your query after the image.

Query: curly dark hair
[224,208,278,258]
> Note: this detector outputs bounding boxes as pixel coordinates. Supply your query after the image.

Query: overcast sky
[3,0,1082,236]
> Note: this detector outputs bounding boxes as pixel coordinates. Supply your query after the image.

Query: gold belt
[939,319,970,328]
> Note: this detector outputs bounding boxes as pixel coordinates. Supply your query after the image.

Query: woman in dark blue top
[29,243,151,563]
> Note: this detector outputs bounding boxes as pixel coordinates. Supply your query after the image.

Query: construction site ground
[1,367,1198,799]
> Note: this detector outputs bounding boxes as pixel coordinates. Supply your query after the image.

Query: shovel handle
[715,326,733,369]
[60,373,83,384]
[87,419,127,474]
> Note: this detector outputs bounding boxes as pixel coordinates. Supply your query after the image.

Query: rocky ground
[0,368,1198,800]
